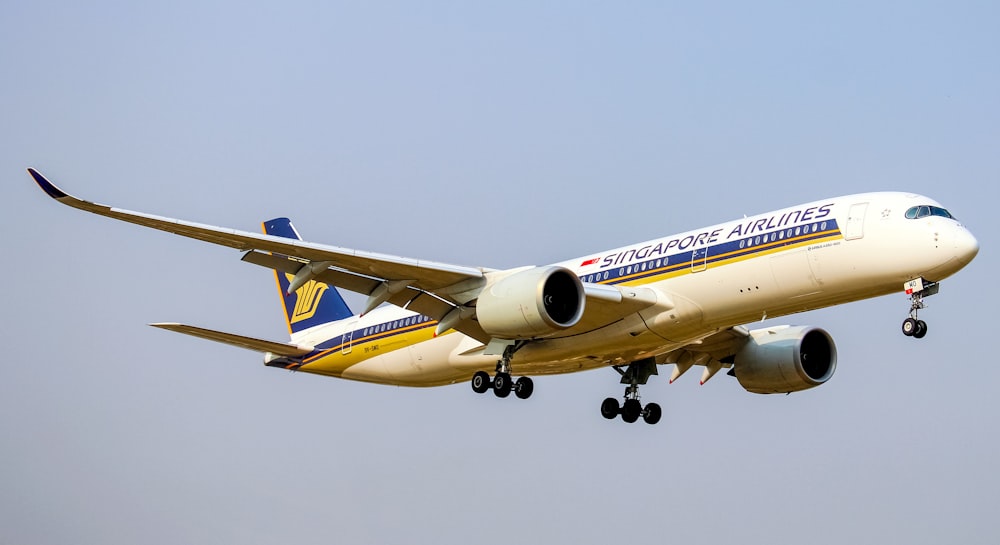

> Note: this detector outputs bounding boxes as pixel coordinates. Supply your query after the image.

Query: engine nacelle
[475,266,585,339]
[734,326,837,394]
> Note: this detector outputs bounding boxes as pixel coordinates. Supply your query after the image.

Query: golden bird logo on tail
[284,274,329,324]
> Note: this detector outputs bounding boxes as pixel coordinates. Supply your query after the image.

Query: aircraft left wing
[659,326,749,384]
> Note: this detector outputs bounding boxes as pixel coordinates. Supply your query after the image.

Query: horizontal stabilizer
[150,323,314,357]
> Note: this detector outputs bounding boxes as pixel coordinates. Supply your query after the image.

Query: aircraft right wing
[30,169,658,343]
[29,169,488,291]
[30,168,498,340]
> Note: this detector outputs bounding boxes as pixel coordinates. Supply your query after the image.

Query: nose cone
[955,226,980,267]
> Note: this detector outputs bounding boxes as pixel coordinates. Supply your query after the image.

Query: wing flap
[660,326,750,365]
[150,322,315,357]
[658,326,751,383]
[241,251,492,343]
[241,251,383,296]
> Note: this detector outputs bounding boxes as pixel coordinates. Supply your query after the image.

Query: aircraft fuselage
[286,191,978,386]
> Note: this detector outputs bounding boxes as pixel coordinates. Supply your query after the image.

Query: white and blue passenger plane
[28,169,979,424]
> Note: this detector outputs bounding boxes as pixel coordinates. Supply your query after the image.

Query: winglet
[27,168,70,200]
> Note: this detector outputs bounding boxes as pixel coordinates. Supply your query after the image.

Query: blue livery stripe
[579,220,842,286]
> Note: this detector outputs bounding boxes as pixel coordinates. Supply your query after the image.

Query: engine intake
[476,266,585,339]
[734,326,837,394]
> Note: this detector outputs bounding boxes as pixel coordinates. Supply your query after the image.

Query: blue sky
[2,2,998,544]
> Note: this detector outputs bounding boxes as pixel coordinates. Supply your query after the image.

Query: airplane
[28,168,979,425]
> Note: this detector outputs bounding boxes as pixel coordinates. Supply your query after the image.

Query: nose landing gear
[600,359,662,425]
[901,317,927,338]
[902,278,938,339]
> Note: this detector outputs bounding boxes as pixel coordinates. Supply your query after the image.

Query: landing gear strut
[902,278,938,339]
[470,344,533,400]
[601,359,662,425]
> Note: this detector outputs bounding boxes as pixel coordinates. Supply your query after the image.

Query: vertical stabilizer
[263,218,353,334]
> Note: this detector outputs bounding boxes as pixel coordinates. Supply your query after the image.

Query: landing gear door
[845,202,869,240]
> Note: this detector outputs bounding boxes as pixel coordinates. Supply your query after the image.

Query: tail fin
[263,218,354,334]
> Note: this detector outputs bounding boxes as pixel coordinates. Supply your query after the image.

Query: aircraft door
[845,202,869,240]
[342,321,357,355]
[691,247,709,273]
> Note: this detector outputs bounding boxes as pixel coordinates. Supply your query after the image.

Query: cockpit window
[905,205,955,220]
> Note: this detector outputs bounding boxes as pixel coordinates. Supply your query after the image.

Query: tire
[471,371,491,394]
[514,376,534,399]
[914,320,928,339]
[493,372,512,398]
[600,398,620,419]
[643,403,662,425]
[902,318,917,336]
[622,399,641,423]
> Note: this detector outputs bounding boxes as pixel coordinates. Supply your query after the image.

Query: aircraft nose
[954,226,980,266]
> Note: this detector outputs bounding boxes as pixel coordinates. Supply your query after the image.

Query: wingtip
[27,168,69,200]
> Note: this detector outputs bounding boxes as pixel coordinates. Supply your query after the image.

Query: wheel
[514,376,534,399]
[493,372,512,398]
[913,320,928,339]
[643,402,662,425]
[902,318,917,336]
[621,399,641,423]
[471,371,491,394]
[600,397,620,419]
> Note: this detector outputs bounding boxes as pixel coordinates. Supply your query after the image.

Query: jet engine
[734,326,837,394]
[475,266,585,339]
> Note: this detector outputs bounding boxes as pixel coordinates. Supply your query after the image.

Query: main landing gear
[470,344,534,400]
[901,278,939,339]
[601,359,662,425]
